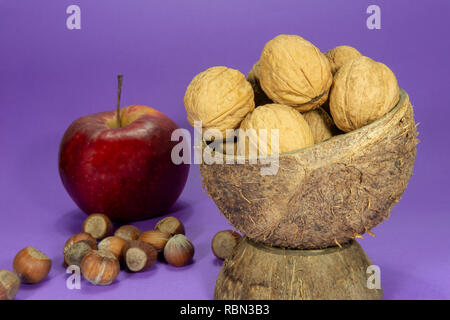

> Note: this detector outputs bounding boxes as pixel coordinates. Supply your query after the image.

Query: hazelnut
[64,240,97,267]
[211,230,242,260]
[123,241,157,272]
[98,236,127,260]
[82,213,113,240]
[114,225,141,242]
[13,247,52,284]
[63,232,97,255]
[81,250,120,286]
[163,234,194,267]
[155,217,185,235]
[139,230,171,252]
[0,270,20,300]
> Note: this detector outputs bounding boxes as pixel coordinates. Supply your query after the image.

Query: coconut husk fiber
[200,90,417,249]
[215,238,382,300]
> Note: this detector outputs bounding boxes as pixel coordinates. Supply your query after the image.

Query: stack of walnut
[184,34,400,155]
[65,214,194,286]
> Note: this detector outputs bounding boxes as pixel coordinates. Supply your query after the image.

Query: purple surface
[0,0,449,300]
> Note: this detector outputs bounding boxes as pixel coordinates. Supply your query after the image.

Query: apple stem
[116,74,123,128]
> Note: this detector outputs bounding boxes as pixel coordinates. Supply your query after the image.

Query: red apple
[58,105,189,221]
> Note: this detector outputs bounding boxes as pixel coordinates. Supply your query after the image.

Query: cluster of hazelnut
[0,247,52,300]
[0,214,195,300]
[184,34,400,155]
[64,214,195,286]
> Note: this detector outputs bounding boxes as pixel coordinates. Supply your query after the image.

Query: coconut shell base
[215,238,382,300]
[201,90,417,249]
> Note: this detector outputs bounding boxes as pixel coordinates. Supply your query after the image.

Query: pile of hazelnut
[0,214,194,300]
[67,214,195,286]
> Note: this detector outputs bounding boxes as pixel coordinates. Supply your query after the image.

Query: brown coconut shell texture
[215,239,382,300]
[200,90,417,249]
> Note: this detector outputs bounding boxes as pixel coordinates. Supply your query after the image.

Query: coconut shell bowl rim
[205,89,407,159]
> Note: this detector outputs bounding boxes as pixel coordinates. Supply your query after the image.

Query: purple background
[0,0,449,300]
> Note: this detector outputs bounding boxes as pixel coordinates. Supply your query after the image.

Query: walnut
[246,61,272,107]
[217,141,238,156]
[238,104,314,155]
[184,66,255,139]
[302,108,339,143]
[325,45,362,74]
[258,35,332,112]
[330,57,400,132]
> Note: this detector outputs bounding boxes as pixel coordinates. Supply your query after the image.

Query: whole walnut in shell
[184,66,255,139]
[302,107,339,143]
[238,104,314,156]
[325,45,362,75]
[330,56,400,132]
[258,35,332,112]
[246,61,272,107]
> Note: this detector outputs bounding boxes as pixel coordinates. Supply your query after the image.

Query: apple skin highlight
[58,105,189,221]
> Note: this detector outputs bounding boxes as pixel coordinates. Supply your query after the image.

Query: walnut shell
[330,56,400,132]
[246,61,272,107]
[302,107,339,144]
[325,45,362,75]
[184,66,255,139]
[238,104,314,156]
[258,35,332,112]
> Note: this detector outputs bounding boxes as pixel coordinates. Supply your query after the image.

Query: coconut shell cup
[200,90,417,249]
[215,238,382,300]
